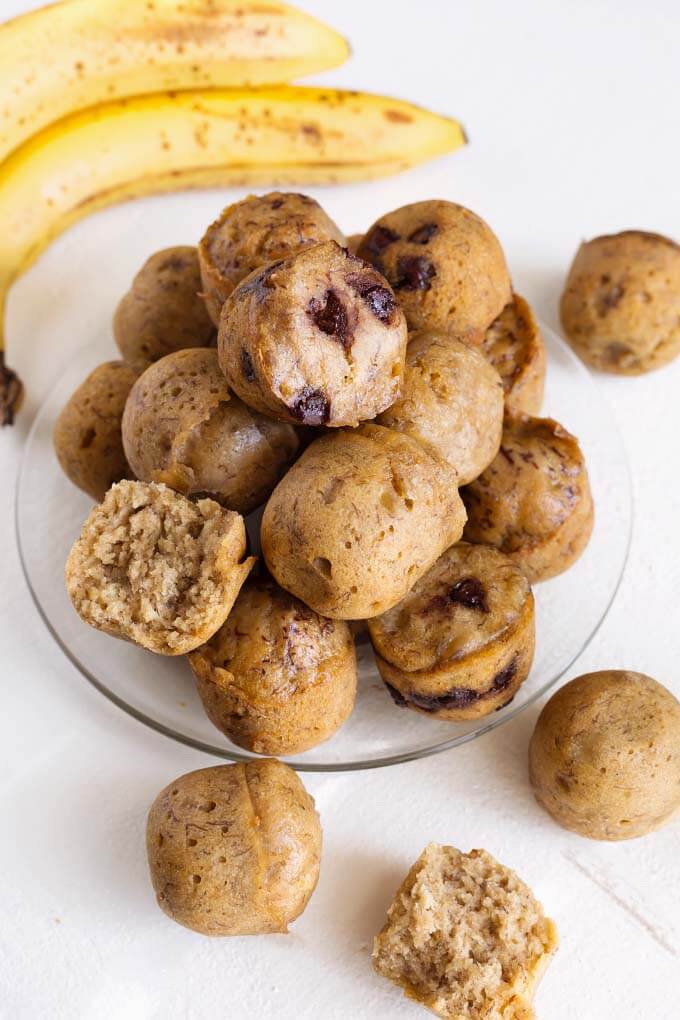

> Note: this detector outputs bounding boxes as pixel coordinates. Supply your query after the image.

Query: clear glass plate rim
[15,324,634,772]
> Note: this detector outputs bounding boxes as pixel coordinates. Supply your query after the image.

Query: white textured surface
[1,1,679,1017]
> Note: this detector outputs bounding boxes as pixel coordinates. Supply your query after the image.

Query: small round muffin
[377,331,504,484]
[147,759,322,935]
[53,360,137,501]
[198,191,346,324]
[560,230,680,374]
[65,480,254,655]
[261,424,466,620]
[368,543,534,720]
[113,247,215,371]
[462,415,594,583]
[529,671,680,841]
[345,232,364,255]
[373,843,558,1020]
[356,200,511,338]
[481,293,546,415]
[189,577,357,755]
[219,241,407,427]
[122,349,298,515]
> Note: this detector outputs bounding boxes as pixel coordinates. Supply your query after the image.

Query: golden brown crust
[560,230,680,374]
[345,232,364,255]
[377,330,504,484]
[481,293,546,416]
[113,247,214,371]
[65,480,254,655]
[261,424,466,619]
[53,360,137,501]
[218,241,407,428]
[146,760,322,935]
[529,670,680,840]
[121,348,299,515]
[357,200,511,338]
[198,191,346,324]
[368,543,535,720]
[462,415,594,583]
[189,577,357,755]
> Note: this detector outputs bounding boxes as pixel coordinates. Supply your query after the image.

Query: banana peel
[0,86,466,424]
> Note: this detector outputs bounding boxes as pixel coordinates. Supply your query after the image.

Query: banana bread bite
[261,424,466,619]
[369,543,535,720]
[147,759,322,935]
[373,843,558,1020]
[53,360,137,501]
[121,348,298,515]
[189,577,357,755]
[560,230,680,374]
[198,191,346,324]
[529,670,680,841]
[481,293,546,415]
[377,331,504,484]
[218,241,407,427]
[462,415,594,583]
[113,247,214,371]
[65,480,254,655]
[357,200,511,338]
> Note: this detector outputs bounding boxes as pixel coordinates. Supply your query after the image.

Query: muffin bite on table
[377,330,504,484]
[481,292,546,415]
[65,480,254,655]
[368,543,535,720]
[147,759,322,935]
[560,229,680,374]
[198,191,346,324]
[218,240,407,427]
[462,414,594,583]
[357,200,511,338]
[121,348,299,515]
[114,246,215,371]
[53,360,137,501]
[261,424,466,620]
[189,576,357,756]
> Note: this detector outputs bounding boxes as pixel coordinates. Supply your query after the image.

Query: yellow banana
[0,0,350,162]
[0,86,465,423]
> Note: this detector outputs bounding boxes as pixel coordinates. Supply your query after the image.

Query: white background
[1,1,680,1017]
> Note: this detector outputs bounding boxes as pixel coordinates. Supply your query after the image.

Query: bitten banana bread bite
[53,360,137,501]
[198,191,346,324]
[560,230,680,374]
[529,670,680,841]
[357,200,511,338]
[121,348,298,515]
[65,480,254,654]
[113,247,215,371]
[147,760,322,935]
[462,415,593,583]
[189,577,357,755]
[481,293,546,416]
[261,424,466,619]
[377,331,504,484]
[373,843,558,1020]
[218,241,407,427]
[369,543,534,720]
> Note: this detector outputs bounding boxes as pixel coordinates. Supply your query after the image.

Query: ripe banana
[0,0,350,163]
[0,85,465,424]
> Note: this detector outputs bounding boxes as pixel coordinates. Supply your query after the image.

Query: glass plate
[16,324,632,771]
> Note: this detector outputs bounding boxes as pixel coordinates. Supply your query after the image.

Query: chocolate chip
[240,348,256,382]
[490,657,517,693]
[289,387,330,426]
[308,289,351,349]
[392,255,436,292]
[270,198,284,209]
[408,222,438,244]
[599,284,625,312]
[384,682,408,708]
[347,274,397,324]
[238,260,282,295]
[362,225,399,257]
[385,656,518,713]
[448,577,489,612]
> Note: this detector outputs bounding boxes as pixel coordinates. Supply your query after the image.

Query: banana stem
[0,350,23,426]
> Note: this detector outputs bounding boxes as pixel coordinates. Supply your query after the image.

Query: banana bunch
[0,0,466,424]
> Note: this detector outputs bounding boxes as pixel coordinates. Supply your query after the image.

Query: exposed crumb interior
[373,843,557,1020]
